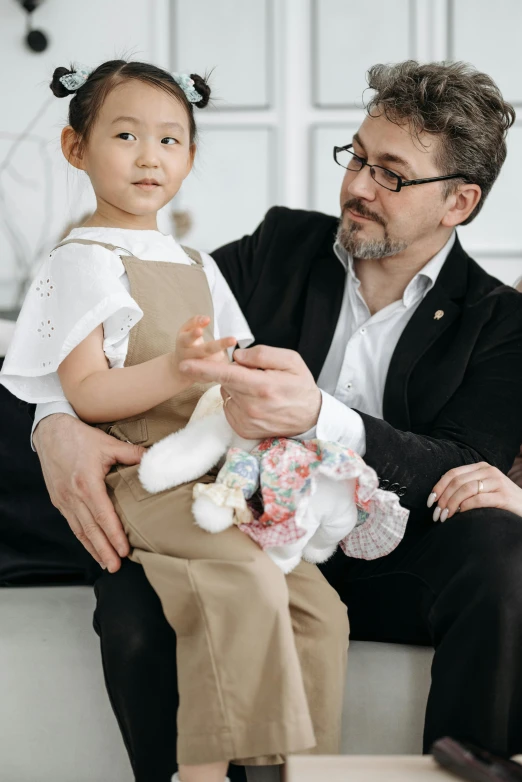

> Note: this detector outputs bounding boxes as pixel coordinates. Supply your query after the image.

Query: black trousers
[93,507,522,781]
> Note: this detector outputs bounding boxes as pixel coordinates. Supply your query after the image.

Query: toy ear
[189,384,224,423]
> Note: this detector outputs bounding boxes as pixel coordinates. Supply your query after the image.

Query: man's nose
[343,166,376,202]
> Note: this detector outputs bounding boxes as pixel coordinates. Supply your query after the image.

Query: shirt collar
[333,232,456,307]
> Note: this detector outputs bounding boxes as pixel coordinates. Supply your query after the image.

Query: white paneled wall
[313,0,414,107]
[448,0,522,280]
[1,0,521,311]
[459,126,522,254]
[0,0,168,309]
[179,127,277,251]
[170,0,280,251]
[172,0,273,109]
[450,0,522,105]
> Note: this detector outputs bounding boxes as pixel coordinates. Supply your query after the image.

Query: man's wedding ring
[477,480,484,494]
[224,394,232,409]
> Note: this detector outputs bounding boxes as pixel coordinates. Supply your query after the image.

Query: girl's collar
[69,226,171,237]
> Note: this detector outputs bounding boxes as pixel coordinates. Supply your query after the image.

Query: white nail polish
[440,508,449,523]
[427,492,437,508]
[433,506,442,522]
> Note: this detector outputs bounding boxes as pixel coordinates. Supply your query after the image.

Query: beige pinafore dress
[55,238,349,765]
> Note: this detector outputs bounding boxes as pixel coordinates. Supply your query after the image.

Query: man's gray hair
[365,61,516,224]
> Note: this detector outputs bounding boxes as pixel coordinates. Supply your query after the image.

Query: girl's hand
[427,462,522,522]
[173,315,236,383]
[178,345,323,439]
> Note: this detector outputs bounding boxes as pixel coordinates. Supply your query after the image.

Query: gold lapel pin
[434,310,444,320]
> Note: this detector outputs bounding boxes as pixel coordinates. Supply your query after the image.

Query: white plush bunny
[139,385,257,496]
[138,385,361,573]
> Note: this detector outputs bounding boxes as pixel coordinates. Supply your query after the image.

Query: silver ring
[477,480,484,494]
[223,394,232,409]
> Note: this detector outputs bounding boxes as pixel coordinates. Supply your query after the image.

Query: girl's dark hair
[50,60,211,149]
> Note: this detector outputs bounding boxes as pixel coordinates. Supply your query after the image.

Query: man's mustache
[342,199,386,228]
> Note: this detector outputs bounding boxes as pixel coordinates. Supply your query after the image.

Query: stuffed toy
[139,386,408,573]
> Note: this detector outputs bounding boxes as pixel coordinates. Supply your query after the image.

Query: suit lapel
[298,249,345,380]
[383,235,469,429]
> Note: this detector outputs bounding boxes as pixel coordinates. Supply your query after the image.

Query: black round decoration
[26,28,48,52]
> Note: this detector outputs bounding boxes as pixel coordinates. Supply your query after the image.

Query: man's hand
[179,345,322,439]
[33,414,144,572]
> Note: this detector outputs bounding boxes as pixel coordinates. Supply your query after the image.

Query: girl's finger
[191,336,236,357]
[179,315,210,333]
[178,326,203,343]
[203,336,236,354]
[177,327,204,346]
[179,358,266,392]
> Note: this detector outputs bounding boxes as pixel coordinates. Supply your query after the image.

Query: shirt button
[346,382,353,390]
[360,327,366,334]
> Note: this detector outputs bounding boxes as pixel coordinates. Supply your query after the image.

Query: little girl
[1,59,350,781]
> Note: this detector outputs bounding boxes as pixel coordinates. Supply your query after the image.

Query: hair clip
[172,72,203,104]
[59,64,93,92]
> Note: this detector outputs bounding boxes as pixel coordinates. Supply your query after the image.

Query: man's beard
[337,200,409,260]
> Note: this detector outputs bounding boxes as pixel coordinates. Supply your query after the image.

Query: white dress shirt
[28,230,455,451]
[306,232,456,455]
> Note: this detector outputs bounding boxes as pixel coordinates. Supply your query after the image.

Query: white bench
[0,586,433,782]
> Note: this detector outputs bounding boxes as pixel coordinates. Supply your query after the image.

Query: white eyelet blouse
[0,226,254,404]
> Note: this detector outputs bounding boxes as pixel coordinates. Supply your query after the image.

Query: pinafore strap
[49,237,214,447]
[52,237,203,267]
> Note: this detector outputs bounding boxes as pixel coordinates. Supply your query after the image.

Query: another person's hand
[508,445,522,488]
[179,345,322,439]
[33,414,144,572]
[173,316,236,387]
[427,461,522,522]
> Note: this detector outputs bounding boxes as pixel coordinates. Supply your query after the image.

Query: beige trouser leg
[107,465,318,765]
[235,561,349,766]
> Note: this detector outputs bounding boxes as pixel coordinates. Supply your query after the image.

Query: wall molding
[311,0,417,110]
[170,0,275,111]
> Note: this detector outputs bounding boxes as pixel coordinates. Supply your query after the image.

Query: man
[30,60,522,780]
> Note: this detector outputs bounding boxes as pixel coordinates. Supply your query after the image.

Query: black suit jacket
[212,207,522,524]
[5,205,522,583]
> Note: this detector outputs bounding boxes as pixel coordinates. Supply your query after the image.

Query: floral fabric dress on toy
[193,436,409,571]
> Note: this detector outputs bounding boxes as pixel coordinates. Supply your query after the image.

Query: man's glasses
[333,144,469,193]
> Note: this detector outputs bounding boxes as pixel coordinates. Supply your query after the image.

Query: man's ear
[441,183,482,228]
[61,126,85,170]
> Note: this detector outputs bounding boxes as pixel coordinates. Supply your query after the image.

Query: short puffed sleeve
[0,243,143,403]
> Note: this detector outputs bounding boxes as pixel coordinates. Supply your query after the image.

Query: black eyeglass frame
[333,144,470,193]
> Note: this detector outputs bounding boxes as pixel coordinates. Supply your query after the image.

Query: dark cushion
[0,358,99,585]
